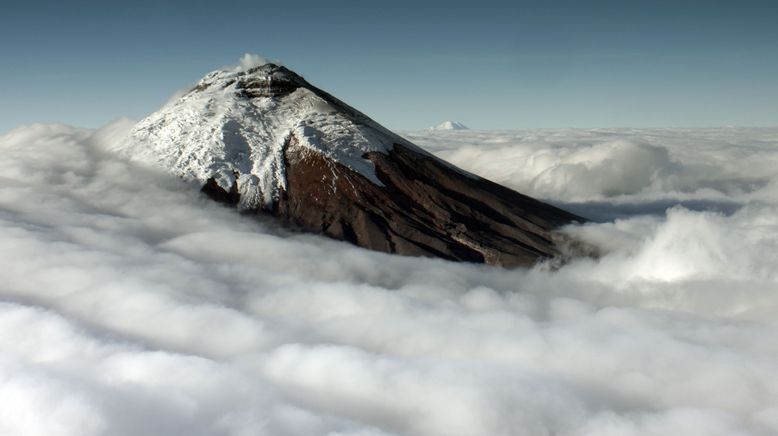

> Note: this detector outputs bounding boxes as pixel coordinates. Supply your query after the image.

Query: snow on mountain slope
[118,62,408,209]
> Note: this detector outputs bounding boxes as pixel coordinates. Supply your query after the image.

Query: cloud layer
[405,128,778,220]
[1,124,777,435]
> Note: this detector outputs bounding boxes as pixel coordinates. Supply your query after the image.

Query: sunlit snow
[117,64,404,209]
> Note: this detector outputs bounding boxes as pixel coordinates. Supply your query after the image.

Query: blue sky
[1,0,777,132]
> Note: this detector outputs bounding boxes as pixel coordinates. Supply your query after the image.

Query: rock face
[119,61,585,267]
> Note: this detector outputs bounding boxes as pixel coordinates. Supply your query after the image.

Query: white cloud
[237,53,270,71]
[1,124,777,435]
[404,128,778,209]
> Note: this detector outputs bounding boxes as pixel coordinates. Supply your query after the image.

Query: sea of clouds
[1,122,777,436]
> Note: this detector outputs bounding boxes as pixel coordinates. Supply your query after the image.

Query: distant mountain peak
[116,59,584,267]
[429,121,469,131]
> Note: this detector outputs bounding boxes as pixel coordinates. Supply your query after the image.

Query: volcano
[119,60,585,267]
[429,121,469,131]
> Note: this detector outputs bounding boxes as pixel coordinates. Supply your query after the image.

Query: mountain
[429,121,469,131]
[118,61,585,267]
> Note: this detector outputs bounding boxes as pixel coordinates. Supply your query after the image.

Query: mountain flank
[118,61,585,267]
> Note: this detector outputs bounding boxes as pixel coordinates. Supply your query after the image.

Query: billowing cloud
[237,53,270,71]
[405,128,778,217]
[1,123,777,435]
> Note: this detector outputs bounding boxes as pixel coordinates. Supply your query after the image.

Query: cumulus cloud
[1,124,778,435]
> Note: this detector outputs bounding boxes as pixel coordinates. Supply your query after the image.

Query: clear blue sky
[1,0,777,132]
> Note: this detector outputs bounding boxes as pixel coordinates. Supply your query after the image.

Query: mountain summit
[120,59,584,266]
[429,121,469,131]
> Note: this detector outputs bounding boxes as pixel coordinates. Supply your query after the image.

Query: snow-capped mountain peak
[120,62,406,209]
[429,121,469,131]
[116,58,584,267]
